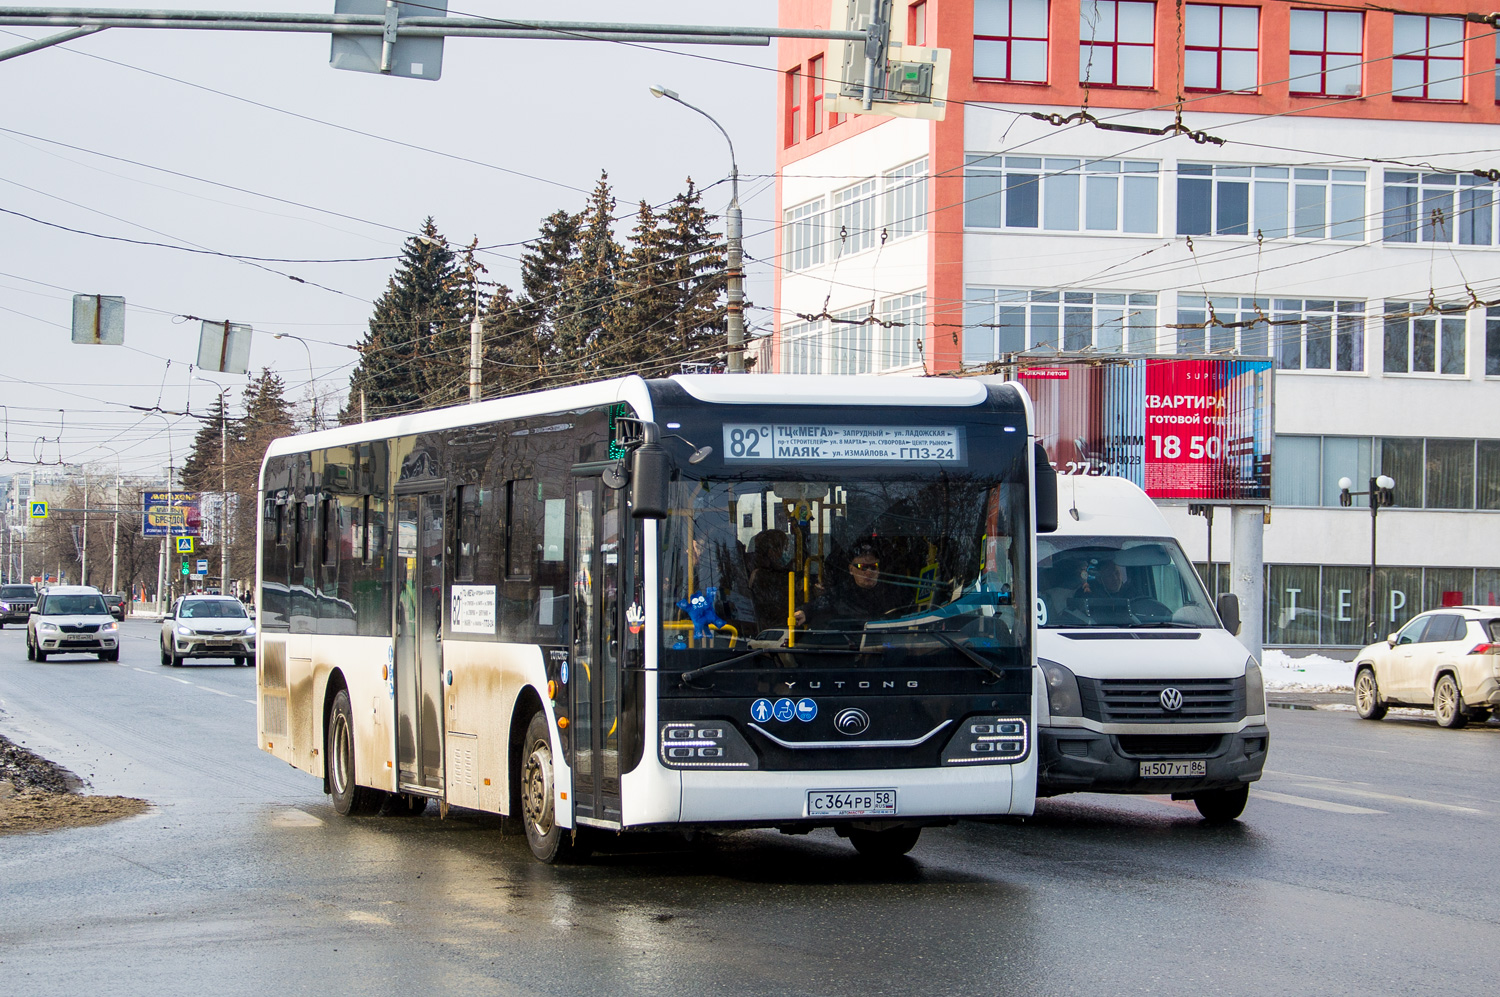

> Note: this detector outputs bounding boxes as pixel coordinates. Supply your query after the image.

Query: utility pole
[111,474,120,596]
[469,284,482,403]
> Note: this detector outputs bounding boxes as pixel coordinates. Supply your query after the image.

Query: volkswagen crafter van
[1035,476,1267,822]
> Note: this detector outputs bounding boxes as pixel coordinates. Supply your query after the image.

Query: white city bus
[256,374,1053,861]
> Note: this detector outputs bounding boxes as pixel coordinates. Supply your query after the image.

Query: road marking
[347,911,391,926]
[1267,770,1485,813]
[1266,769,1371,787]
[1251,789,1385,814]
[200,687,235,698]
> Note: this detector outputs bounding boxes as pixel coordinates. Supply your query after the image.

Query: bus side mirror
[629,433,670,520]
[1034,442,1058,534]
[1216,593,1241,635]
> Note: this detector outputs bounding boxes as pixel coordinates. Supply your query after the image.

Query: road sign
[330,0,447,81]
[177,537,195,554]
[197,559,209,576]
[28,501,47,519]
[197,320,253,374]
[71,293,126,345]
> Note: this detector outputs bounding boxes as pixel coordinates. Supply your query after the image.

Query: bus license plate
[807,789,897,817]
[1139,760,1207,778]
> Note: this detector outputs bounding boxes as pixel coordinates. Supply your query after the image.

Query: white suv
[160,595,256,666]
[26,585,120,662]
[1354,606,1500,728]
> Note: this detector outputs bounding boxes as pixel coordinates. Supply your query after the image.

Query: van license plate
[807,789,897,817]
[1139,760,1207,778]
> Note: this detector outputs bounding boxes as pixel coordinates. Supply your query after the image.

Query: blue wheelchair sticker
[750,698,773,723]
[795,698,818,722]
[772,698,796,722]
[560,661,569,685]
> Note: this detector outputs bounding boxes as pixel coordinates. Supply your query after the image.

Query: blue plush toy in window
[676,587,727,638]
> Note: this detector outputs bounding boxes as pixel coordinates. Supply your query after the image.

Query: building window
[1080,1,1155,88]
[786,67,802,146]
[1494,33,1499,102]
[1487,306,1500,375]
[1383,302,1467,375]
[1271,434,1500,512]
[883,158,928,240]
[831,178,879,258]
[782,319,826,374]
[1184,4,1259,92]
[910,1,928,46]
[1383,171,1495,245]
[966,155,1158,233]
[1392,15,1465,101]
[963,287,1158,361]
[879,291,926,369]
[1175,295,1273,354]
[783,198,825,271]
[1288,9,1362,97]
[974,0,1050,83]
[1177,164,1364,240]
[1272,299,1365,371]
[831,308,874,374]
[808,56,825,138]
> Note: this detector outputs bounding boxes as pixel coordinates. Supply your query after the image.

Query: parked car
[102,593,128,621]
[1353,606,1500,728]
[160,594,256,666]
[26,585,120,662]
[0,583,38,628]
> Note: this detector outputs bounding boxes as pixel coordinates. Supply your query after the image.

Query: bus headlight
[1245,658,1266,716]
[1040,658,1082,718]
[941,716,1030,765]
[658,722,758,770]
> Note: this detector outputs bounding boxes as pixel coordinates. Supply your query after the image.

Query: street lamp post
[1340,474,1396,644]
[274,332,318,428]
[649,84,746,374]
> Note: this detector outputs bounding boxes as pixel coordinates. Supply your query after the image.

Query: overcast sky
[0,1,778,478]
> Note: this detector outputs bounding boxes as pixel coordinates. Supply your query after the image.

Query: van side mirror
[1033,442,1058,534]
[1216,593,1241,635]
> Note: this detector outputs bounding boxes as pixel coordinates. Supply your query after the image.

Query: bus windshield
[1036,535,1221,628]
[660,475,1026,653]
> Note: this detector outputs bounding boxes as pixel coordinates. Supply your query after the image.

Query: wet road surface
[1,619,1497,995]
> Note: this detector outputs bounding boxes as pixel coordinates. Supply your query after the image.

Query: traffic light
[181,561,189,576]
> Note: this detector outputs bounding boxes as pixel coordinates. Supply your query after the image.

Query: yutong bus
[256,375,1054,861]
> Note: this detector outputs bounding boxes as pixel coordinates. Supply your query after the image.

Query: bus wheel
[327,689,382,816]
[848,825,921,858]
[521,712,575,863]
[1193,785,1249,823]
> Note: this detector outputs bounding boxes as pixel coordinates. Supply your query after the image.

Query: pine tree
[661,179,729,368]
[342,218,465,419]
[604,198,681,378]
[482,283,550,397]
[180,394,228,492]
[552,174,622,380]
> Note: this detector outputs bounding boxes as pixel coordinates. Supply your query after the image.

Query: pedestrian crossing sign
[176,536,195,554]
[28,501,47,519]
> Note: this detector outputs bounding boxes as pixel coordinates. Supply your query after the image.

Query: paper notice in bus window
[538,587,554,626]
[542,499,566,561]
[450,585,496,634]
[722,424,965,464]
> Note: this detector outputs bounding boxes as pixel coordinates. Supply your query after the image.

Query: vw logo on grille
[834,708,871,736]
[1160,687,1184,712]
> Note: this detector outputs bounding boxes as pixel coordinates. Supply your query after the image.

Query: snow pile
[1262,649,1354,692]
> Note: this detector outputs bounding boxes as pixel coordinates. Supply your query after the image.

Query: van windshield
[1037,536,1220,628]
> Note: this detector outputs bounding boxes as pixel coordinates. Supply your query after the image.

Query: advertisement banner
[1020,357,1272,503]
[142,491,202,538]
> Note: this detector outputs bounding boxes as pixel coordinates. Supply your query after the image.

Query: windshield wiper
[677,643,881,686]
[925,630,1007,683]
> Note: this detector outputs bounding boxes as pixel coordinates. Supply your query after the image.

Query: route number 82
[726,425,770,459]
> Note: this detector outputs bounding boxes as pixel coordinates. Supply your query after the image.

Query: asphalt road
[1,619,1497,996]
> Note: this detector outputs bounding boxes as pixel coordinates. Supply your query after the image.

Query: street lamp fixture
[1339,474,1397,644]
[273,332,318,428]
[649,83,746,374]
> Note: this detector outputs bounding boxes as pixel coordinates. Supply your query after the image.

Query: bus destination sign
[722,424,964,464]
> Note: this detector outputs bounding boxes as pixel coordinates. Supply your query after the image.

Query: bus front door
[569,477,623,826]
[395,490,445,796]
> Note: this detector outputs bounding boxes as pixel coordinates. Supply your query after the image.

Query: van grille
[1116,735,1223,756]
[1079,677,1244,723]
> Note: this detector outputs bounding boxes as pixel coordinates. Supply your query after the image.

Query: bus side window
[456,483,480,582]
[320,497,336,568]
[292,498,305,568]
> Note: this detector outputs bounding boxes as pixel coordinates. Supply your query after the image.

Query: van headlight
[1245,658,1266,716]
[1040,658,1082,718]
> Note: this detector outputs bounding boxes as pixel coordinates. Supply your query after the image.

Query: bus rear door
[569,474,623,826]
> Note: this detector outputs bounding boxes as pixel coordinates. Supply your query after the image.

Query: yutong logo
[834,708,871,736]
[781,677,919,691]
[1160,687,1184,712]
